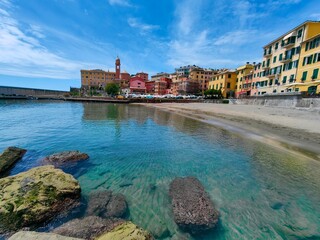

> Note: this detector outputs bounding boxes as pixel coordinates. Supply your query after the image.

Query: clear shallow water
[0,100,320,240]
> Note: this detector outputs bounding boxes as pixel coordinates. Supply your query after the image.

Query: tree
[105,83,120,96]
[204,89,222,99]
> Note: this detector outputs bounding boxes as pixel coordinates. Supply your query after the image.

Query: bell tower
[115,56,120,79]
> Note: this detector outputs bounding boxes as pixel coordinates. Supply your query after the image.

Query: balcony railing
[280,55,292,63]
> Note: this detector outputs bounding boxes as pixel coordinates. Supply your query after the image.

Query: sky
[0,0,319,90]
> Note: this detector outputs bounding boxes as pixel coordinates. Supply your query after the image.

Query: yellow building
[255,21,320,95]
[235,63,254,97]
[189,68,216,94]
[209,70,237,98]
[295,34,320,94]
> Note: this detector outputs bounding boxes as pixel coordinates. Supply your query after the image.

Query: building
[145,81,155,94]
[189,68,216,94]
[136,72,149,82]
[151,72,170,82]
[209,70,237,98]
[154,77,172,95]
[81,57,130,90]
[129,76,146,93]
[251,63,263,96]
[254,21,320,95]
[295,34,320,94]
[175,65,199,77]
[235,63,254,98]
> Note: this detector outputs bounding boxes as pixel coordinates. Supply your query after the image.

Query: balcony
[262,65,270,70]
[264,50,272,57]
[282,36,296,49]
[280,55,292,63]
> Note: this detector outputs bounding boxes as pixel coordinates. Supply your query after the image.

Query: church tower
[115,57,121,79]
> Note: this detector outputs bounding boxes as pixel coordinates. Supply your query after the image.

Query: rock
[0,147,27,176]
[8,231,83,240]
[169,177,219,234]
[0,165,81,233]
[43,151,89,165]
[95,221,154,240]
[52,216,124,240]
[86,190,128,218]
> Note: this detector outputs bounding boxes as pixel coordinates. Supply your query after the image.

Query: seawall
[231,94,320,109]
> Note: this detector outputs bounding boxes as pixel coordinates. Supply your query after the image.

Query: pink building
[130,76,146,93]
[136,72,149,82]
[145,81,155,94]
[251,63,262,96]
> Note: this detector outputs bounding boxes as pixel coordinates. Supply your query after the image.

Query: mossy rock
[8,231,84,240]
[0,165,81,233]
[95,221,154,240]
[0,147,27,176]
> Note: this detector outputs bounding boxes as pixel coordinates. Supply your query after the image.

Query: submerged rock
[95,221,154,240]
[0,147,27,176]
[86,190,128,218]
[52,216,124,240]
[0,165,81,233]
[8,231,83,240]
[43,151,89,165]
[169,177,219,234]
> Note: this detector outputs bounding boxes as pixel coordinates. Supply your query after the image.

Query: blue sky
[0,0,319,90]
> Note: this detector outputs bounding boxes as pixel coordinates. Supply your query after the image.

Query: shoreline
[138,103,320,161]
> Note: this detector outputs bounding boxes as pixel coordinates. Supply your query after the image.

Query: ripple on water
[0,101,320,240]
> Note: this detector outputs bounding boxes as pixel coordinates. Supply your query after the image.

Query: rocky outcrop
[0,165,81,233]
[52,216,124,240]
[95,221,154,240]
[169,177,219,234]
[86,190,128,218]
[8,231,83,240]
[43,151,89,165]
[0,147,26,176]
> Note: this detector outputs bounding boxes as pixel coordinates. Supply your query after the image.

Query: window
[301,71,307,81]
[269,79,273,85]
[275,42,279,50]
[227,83,231,88]
[282,76,287,83]
[313,53,320,63]
[289,74,295,82]
[279,53,283,61]
[297,29,302,38]
[273,56,277,63]
[228,74,231,78]
[312,68,319,79]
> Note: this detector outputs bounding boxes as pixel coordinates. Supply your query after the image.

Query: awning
[283,31,296,40]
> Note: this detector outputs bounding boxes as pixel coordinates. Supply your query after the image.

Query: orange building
[81,57,130,90]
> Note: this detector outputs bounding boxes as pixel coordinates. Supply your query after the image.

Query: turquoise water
[0,100,320,239]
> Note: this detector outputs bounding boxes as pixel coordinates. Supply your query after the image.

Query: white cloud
[0,5,88,79]
[174,0,203,36]
[213,30,257,46]
[108,0,132,7]
[127,18,159,34]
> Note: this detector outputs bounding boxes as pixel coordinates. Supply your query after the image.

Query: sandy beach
[140,103,320,161]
